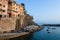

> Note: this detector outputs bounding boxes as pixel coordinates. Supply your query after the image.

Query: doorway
[8,13,11,17]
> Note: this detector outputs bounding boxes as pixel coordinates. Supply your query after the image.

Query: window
[3,10,5,12]
[16,8,17,10]
[16,11,18,13]
[0,15,2,18]
[13,10,15,12]
[3,5,5,7]
[8,2,12,5]
[13,14,15,16]
[13,7,15,9]
[8,13,11,17]
[0,9,2,11]
[0,4,2,6]
[4,15,6,17]
[18,14,20,17]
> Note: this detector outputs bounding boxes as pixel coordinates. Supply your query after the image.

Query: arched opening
[0,15,2,18]
[8,13,12,17]
[4,15,6,17]
[18,14,20,17]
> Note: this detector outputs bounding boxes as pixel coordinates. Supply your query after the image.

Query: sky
[15,0,60,24]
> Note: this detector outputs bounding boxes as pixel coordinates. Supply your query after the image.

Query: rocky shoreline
[0,14,44,40]
[0,9,44,39]
[0,25,44,40]
[22,25,44,32]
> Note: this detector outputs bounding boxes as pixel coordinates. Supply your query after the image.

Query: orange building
[0,0,26,17]
[0,0,8,17]
[8,0,20,17]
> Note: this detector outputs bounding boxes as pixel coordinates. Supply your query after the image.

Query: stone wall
[0,17,16,33]
[16,15,28,31]
[0,14,35,33]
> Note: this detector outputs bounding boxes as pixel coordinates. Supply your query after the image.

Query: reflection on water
[9,26,60,40]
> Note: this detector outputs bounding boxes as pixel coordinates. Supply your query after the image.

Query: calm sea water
[10,26,60,40]
[32,26,60,40]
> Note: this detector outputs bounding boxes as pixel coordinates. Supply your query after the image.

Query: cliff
[16,14,35,31]
[0,14,43,39]
[0,17,16,33]
[0,14,35,33]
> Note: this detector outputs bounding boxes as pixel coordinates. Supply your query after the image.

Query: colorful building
[0,0,26,17]
[0,0,8,17]
[20,3,25,15]
[8,0,20,17]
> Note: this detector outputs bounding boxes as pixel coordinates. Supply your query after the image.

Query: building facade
[0,0,8,17]
[20,3,25,15]
[0,0,26,17]
[8,0,20,17]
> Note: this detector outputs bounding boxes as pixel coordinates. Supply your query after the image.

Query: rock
[0,17,16,33]
[15,14,35,31]
[0,13,37,33]
[23,25,40,32]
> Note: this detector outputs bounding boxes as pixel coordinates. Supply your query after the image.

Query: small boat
[46,29,52,34]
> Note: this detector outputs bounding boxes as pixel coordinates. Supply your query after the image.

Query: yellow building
[20,3,25,15]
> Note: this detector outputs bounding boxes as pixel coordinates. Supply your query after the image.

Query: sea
[9,26,60,40]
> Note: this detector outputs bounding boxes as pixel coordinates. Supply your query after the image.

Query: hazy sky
[15,0,60,24]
